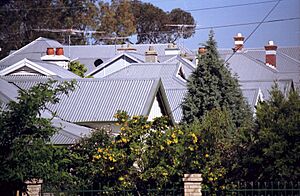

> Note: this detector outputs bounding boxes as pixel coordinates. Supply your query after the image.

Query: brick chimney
[264,40,277,67]
[233,33,245,52]
[145,46,158,63]
[198,47,206,55]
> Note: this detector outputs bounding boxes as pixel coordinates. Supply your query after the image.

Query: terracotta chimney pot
[56,47,64,55]
[46,47,55,55]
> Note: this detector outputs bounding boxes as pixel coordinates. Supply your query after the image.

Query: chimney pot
[264,40,277,67]
[56,47,64,55]
[46,47,55,55]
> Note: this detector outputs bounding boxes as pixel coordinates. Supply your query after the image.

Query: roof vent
[94,59,103,67]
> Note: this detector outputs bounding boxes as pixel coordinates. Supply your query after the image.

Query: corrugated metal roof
[0,37,63,69]
[105,63,186,89]
[0,78,19,104]
[51,118,92,145]
[165,89,187,123]
[29,59,80,78]
[241,88,260,110]
[12,78,162,122]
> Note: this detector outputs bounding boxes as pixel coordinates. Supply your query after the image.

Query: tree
[181,30,252,128]
[240,84,300,181]
[96,0,136,44]
[0,80,76,195]
[68,61,88,78]
[131,1,196,44]
[0,0,99,59]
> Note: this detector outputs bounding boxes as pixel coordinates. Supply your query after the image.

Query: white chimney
[145,46,158,63]
[165,43,180,55]
[41,47,69,69]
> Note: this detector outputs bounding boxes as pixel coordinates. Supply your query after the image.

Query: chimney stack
[41,47,69,69]
[198,47,207,55]
[145,46,158,63]
[264,40,277,67]
[233,33,245,52]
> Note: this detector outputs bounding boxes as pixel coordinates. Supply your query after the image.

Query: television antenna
[165,24,197,47]
[98,36,130,54]
[33,28,105,58]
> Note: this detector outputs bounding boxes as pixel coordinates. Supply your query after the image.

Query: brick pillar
[183,174,203,196]
[23,179,43,196]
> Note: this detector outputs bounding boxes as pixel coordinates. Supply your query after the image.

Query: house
[1,34,299,126]
[6,78,175,132]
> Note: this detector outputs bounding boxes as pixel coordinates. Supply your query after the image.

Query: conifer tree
[182,30,252,128]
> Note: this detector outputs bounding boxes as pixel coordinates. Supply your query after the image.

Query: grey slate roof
[11,78,174,123]
[0,37,63,70]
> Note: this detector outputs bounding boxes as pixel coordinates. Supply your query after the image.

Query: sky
[140,0,300,50]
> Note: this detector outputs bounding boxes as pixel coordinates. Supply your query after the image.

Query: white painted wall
[148,96,163,121]
[93,58,131,78]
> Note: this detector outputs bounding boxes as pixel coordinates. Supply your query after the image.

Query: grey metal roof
[64,43,193,73]
[241,88,260,111]
[0,37,63,69]
[28,59,80,78]
[11,78,173,123]
[51,118,92,145]
[0,78,19,105]
[165,89,187,123]
[240,79,293,100]
[105,63,186,89]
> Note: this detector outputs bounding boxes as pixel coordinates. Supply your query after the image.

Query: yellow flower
[121,118,125,122]
[160,145,165,150]
[115,122,120,126]
[205,154,209,158]
[118,177,124,181]
[191,133,198,143]
[171,133,176,139]
[173,138,178,144]
[121,137,128,143]
[208,177,213,181]
[166,139,172,145]
[97,148,103,153]
[162,172,168,176]
[120,127,126,131]
[188,146,194,151]
[109,167,114,170]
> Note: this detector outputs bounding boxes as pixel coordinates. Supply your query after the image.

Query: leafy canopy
[0,80,76,194]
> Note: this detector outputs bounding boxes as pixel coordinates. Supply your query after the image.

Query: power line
[2,16,299,44]
[167,0,282,117]
[223,0,282,65]
[186,0,283,12]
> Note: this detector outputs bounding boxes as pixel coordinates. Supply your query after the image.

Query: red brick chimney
[198,47,207,55]
[233,33,245,52]
[264,40,277,67]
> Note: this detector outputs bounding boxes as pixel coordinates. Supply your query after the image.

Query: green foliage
[0,0,98,59]
[241,84,300,181]
[182,30,253,128]
[131,1,195,44]
[64,109,244,192]
[68,61,88,78]
[0,80,76,194]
